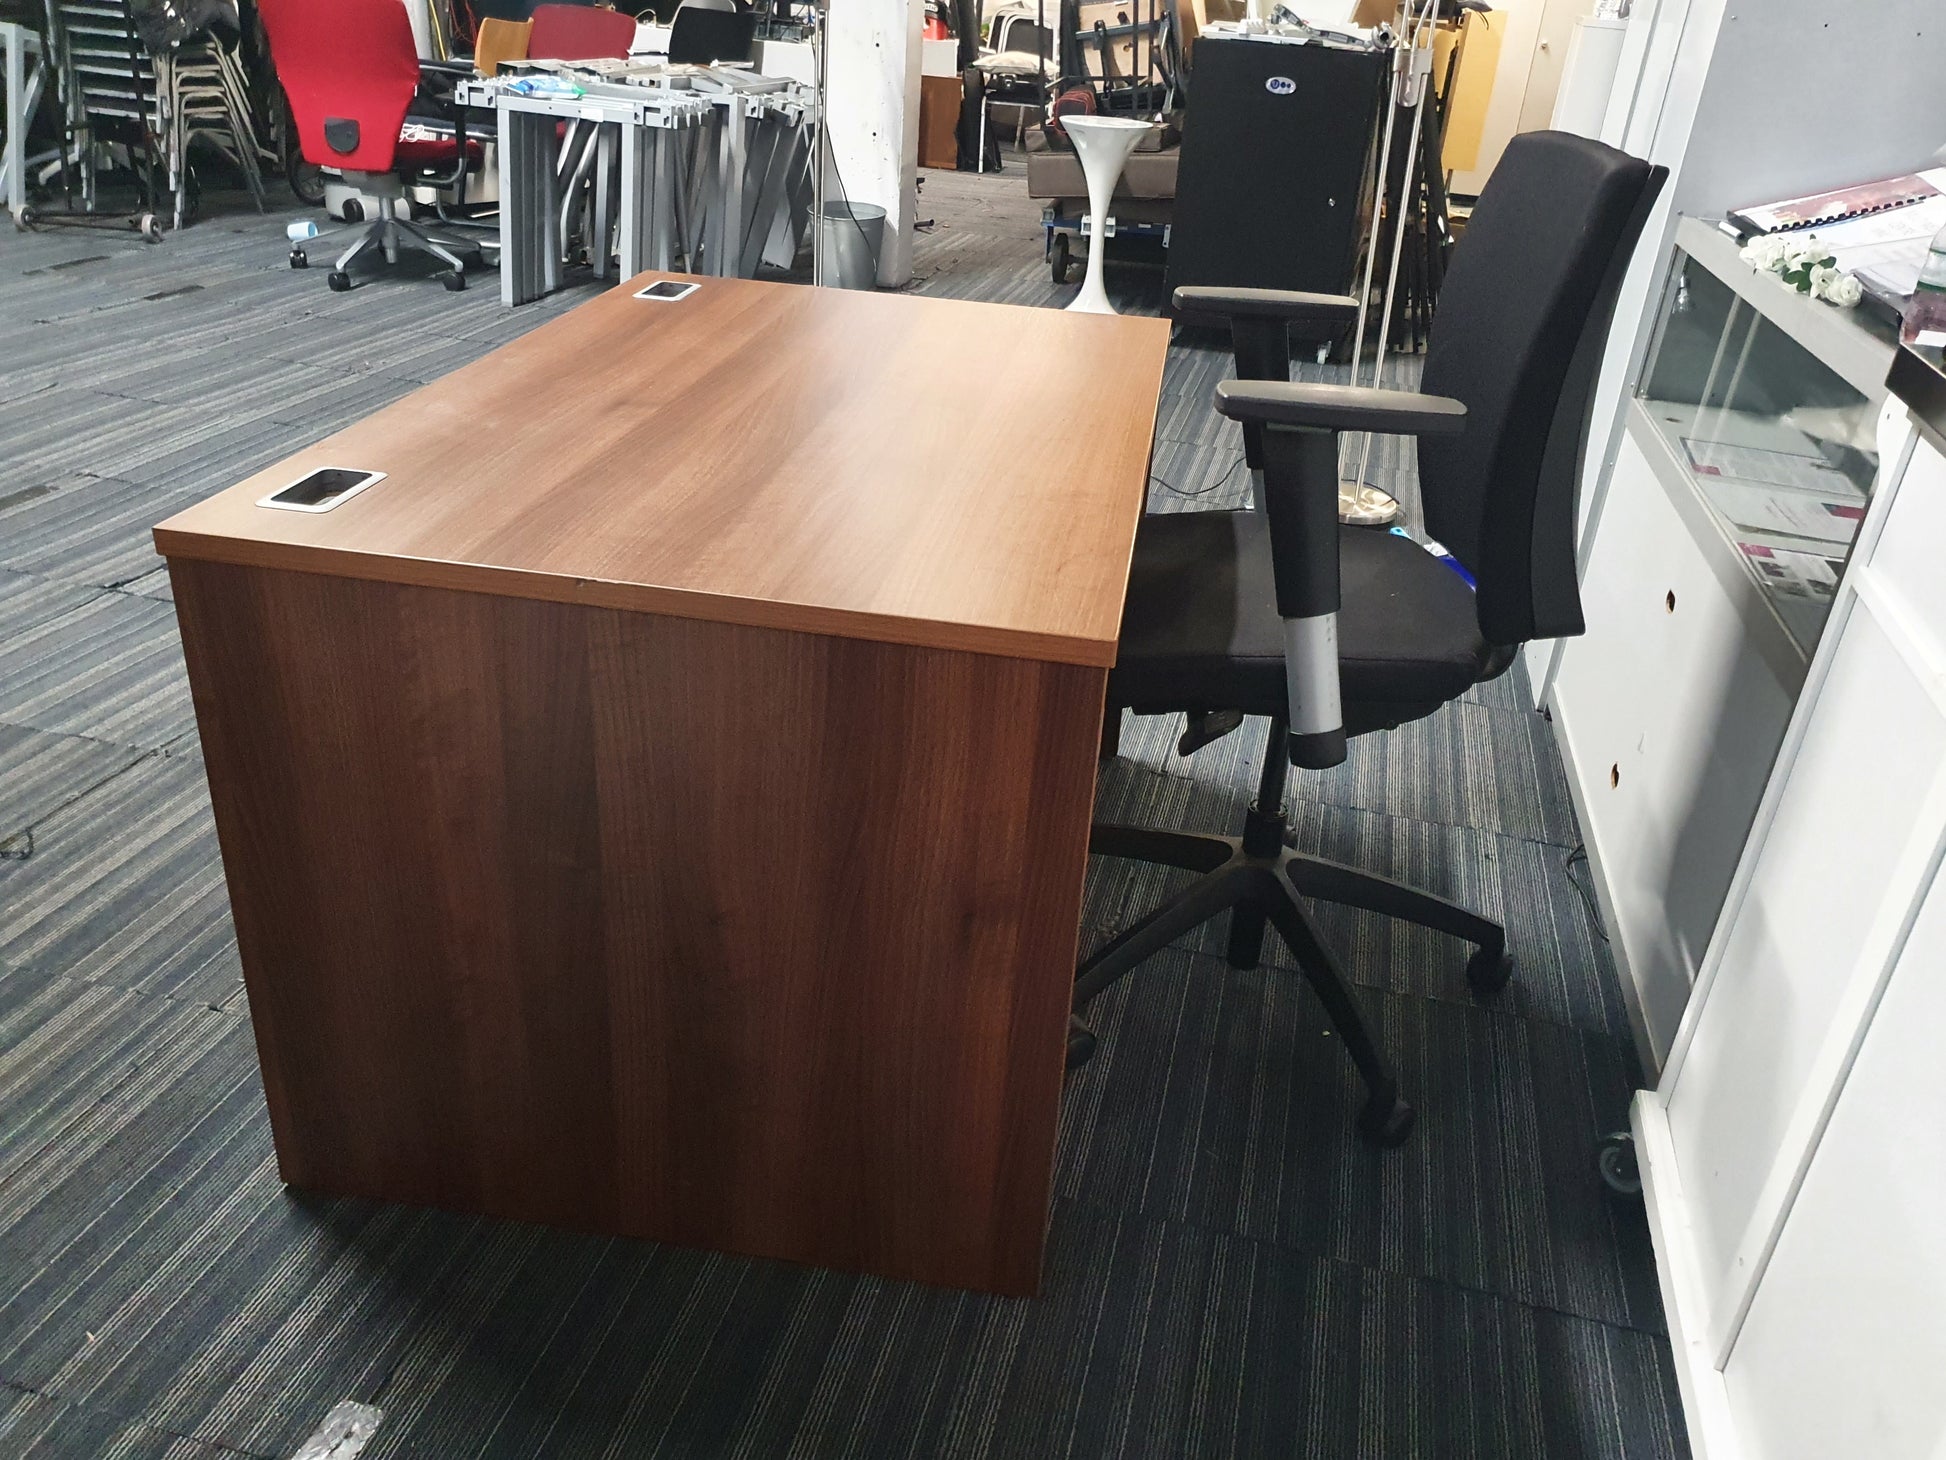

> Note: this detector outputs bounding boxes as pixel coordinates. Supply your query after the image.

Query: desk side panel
[170,559,1105,1296]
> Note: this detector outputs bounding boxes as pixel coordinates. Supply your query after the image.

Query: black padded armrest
[420,58,475,77]
[1172,286,1359,329]
[1215,380,1468,436]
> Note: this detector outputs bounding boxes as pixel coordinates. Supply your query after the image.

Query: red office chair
[526,3,638,58]
[261,0,485,291]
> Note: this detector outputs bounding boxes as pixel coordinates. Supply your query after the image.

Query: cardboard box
[922,36,960,79]
[919,74,963,170]
[1076,0,1145,82]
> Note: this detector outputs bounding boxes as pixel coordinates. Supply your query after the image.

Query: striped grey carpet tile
[1109,701,1581,849]
[0,392,145,481]
[347,1203,1682,1460]
[253,322,503,387]
[0,964,217,1186]
[0,1385,242,1460]
[114,569,174,604]
[0,591,194,750]
[59,408,313,501]
[80,344,395,415]
[1059,942,1661,1336]
[0,723,147,852]
[1299,701,1579,847]
[0,569,101,642]
[0,475,192,590]
[1463,657,1527,712]
[1084,762,1629,1038]
[0,751,240,1006]
[0,999,1682,1460]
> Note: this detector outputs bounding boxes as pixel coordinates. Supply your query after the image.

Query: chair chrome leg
[333,219,383,271]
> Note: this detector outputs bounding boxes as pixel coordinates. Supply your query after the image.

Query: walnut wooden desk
[154,274,1168,1296]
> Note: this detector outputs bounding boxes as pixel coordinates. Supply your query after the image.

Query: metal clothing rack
[1379,13,1459,352]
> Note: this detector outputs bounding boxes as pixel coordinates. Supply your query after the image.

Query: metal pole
[1341,17,1404,483]
[1352,0,1436,496]
[812,0,829,286]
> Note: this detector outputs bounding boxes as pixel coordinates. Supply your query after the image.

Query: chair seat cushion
[1110,509,1494,729]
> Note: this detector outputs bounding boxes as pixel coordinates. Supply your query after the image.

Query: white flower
[1825,272,1863,308]
[1808,263,1843,298]
[1782,233,1829,270]
[1741,235,1788,271]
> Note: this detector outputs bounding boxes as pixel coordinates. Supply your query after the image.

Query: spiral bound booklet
[1726,169,1946,239]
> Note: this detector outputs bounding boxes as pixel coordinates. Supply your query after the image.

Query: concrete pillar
[823,0,923,286]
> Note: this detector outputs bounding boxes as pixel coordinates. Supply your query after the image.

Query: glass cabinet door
[1637,248,1888,659]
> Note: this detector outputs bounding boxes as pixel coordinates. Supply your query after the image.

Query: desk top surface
[154,274,1169,667]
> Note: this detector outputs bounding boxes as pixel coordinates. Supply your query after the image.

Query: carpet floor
[0,169,1687,1458]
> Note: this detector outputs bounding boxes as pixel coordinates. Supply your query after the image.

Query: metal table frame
[466,75,818,306]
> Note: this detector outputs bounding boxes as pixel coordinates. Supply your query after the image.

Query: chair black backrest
[1417,131,1664,648]
[469,0,590,21]
[667,6,756,63]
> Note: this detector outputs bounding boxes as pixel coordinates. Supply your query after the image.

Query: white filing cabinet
[1634,377,1946,1460]
[1550,217,1893,1064]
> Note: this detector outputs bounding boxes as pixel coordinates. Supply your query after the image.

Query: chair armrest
[1172,286,1359,329]
[1215,380,1468,437]
[420,58,475,77]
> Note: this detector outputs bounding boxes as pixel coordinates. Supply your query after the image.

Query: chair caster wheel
[441,269,466,292]
[1357,1090,1415,1147]
[326,271,352,292]
[1598,1130,1642,1196]
[1050,231,1071,284]
[139,212,162,243]
[1467,943,1513,998]
[1065,1017,1097,1071]
[289,248,308,268]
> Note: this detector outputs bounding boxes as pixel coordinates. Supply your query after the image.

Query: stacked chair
[156,30,267,224]
[38,0,265,228]
[41,0,163,216]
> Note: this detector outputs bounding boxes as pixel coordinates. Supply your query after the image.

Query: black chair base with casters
[1078,712,1512,1145]
[1067,132,1666,1148]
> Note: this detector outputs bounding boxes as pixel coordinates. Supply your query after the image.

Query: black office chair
[1075,131,1665,1145]
[667,3,756,64]
[466,0,592,21]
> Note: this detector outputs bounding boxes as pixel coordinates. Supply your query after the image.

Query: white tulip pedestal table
[1060,115,1153,316]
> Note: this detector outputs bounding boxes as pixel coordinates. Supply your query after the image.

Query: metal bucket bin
[818,201,887,290]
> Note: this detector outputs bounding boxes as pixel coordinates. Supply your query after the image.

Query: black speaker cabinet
[1165,37,1387,333]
